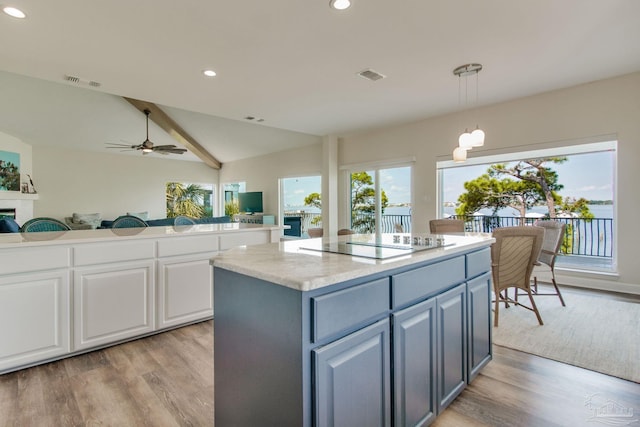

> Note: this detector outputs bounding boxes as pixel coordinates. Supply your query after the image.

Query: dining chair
[337,228,354,235]
[429,218,465,233]
[491,226,545,326]
[307,227,323,238]
[20,217,71,233]
[111,215,149,229]
[531,220,567,306]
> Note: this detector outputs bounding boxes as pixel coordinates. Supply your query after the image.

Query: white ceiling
[1,0,639,165]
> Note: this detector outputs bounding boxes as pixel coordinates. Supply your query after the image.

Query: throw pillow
[72,212,102,228]
[127,211,149,221]
[0,217,20,233]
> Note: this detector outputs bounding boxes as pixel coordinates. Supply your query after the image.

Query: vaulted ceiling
[1,0,639,166]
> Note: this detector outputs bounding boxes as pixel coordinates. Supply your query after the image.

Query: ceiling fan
[106,109,188,155]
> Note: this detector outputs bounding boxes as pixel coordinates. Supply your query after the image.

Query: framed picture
[0,150,20,191]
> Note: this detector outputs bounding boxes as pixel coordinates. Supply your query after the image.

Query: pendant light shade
[458,129,473,150]
[470,126,485,147]
[453,146,467,163]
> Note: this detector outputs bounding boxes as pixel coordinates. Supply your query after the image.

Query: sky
[441,151,614,204]
[281,150,614,208]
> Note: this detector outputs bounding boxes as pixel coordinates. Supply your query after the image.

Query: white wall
[32,146,219,220]
[219,143,323,217]
[339,71,640,290]
[222,72,640,291]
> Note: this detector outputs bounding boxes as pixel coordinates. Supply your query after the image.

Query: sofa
[99,215,232,228]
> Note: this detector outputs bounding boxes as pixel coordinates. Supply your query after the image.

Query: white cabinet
[157,254,216,329]
[73,261,155,350]
[0,271,70,371]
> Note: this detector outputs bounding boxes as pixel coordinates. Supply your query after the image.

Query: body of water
[286,204,613,219]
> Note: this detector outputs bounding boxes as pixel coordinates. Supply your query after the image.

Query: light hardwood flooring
[1,289,639,427]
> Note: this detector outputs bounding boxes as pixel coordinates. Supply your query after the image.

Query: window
[281,175,321,238]
[222,182,246,217]
[347,165,412,234]
[165,182,214,218]
[437,141,616,272]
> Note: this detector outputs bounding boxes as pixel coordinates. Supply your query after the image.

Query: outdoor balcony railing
[284,211,613,261]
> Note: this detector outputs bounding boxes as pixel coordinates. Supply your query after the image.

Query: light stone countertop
[0,222,282,248]
[212,233,494,291]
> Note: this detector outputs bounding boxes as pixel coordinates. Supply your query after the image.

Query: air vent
[63,74,102,88]
[357,69,386,81]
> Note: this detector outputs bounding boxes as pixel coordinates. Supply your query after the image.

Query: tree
[558,197,594,219]
[350,171,388,232]
[303,192,322,225]
[166,182,208,218]
[489,158,565,217]
[456,157,592,219]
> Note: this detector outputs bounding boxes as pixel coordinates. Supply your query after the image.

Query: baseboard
[535,269,640,295]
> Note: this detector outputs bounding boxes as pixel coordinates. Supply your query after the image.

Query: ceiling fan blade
[152,144,178,150]
[106,142,137,148]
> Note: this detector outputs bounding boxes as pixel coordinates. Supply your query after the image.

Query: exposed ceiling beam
[123,97,222,169]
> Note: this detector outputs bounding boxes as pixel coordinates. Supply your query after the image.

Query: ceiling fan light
[142,147,153,153]
[330,0,351,10]
[453,146,467,163]
[470,127,485,147]
[458,130,473,150]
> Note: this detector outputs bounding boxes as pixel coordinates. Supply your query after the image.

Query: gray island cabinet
[212,234,493,427]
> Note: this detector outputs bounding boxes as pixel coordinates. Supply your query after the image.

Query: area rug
[492,291,640,383]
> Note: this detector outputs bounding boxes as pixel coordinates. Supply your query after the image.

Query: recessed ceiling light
[203,69,217,77]
[3,6,26,18]
[330,0,351,10]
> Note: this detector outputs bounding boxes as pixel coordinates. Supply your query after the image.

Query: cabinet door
[393,298,437,427]
[467,272,492,382]
[157,254,215,329]
[436,283,467,413]
[0,271,70,373]
[314,319,391,427]
[74,261,154,350]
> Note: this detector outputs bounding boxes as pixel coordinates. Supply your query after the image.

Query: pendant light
[451,63,485,162]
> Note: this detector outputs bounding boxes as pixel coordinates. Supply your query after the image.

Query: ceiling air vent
[64,75,80,83]
[357,69,386,81]
[63,74,102,88]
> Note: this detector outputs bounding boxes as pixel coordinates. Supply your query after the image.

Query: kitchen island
[0,222,282,374]
[211,232,494,427]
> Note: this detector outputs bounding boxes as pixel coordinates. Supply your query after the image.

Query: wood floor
[1,290,639,427]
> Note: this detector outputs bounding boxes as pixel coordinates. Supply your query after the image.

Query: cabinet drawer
[312,278,389,343]
[157,235,218,257]
[392,257,465,308]
[466,248,490,279]
[1,247,70,275]
[74,240,155,266]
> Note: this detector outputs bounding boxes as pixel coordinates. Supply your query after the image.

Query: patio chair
[531,220,567,306]
[491,226,545,326]
[111,215,149,229]
[21,217,71,233]
[429,218,465,233]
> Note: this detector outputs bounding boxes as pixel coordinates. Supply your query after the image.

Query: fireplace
[0,208,16,219]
